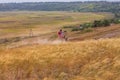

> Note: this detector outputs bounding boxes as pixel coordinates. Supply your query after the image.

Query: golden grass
[0,11,113,39]
[0,38,120,80]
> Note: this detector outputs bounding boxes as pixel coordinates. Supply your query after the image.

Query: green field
[0,11,113,39]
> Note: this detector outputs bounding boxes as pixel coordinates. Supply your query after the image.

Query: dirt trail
[7,28,120,48]
[7,38,66,48]
[3,24,120,48]
[70,24,120,41]
[70,30,120,41]
[94,29,120,39]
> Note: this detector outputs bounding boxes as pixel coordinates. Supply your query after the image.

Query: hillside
[0,11,111,40]
[0,1,119,13]
[0,38,120,80]
[0,2,120,80]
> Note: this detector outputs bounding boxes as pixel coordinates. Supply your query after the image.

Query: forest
[0,1,119,13]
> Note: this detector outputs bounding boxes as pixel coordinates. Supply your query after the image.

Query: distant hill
[0,1,120,13]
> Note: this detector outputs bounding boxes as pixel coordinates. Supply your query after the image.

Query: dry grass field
[0,11,113,39]
[0,11,119,80]
[0,38,120,80]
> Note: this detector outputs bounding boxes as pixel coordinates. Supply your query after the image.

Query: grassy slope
[0,11,113,39]
[0,38,120,80]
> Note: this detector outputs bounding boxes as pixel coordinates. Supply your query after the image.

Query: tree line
[0,1,119,13]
